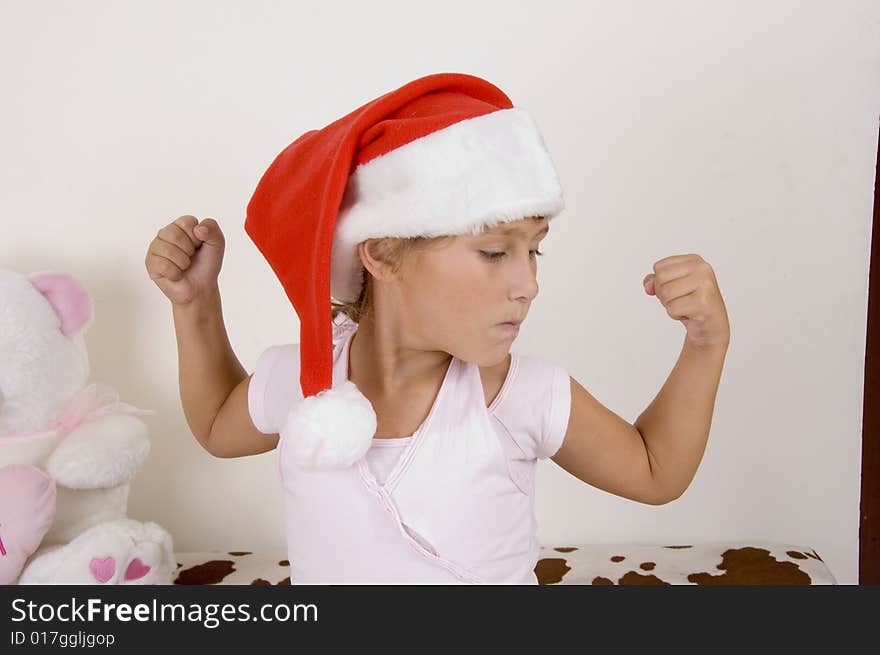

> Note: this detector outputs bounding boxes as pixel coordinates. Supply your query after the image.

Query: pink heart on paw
[89,556,116,583]
[124,558,151,581]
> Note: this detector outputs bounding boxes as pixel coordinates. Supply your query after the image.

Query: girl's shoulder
[487,351,571,461]
[249,333,348,434]
[248,343,303,435]
[489,350,570,412]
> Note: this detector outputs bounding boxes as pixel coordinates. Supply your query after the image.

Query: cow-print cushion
[172,543,836,585]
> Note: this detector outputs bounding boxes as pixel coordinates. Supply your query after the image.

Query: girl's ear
[358,238,399,282]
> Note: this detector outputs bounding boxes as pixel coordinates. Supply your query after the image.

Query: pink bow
[46,383,155,440]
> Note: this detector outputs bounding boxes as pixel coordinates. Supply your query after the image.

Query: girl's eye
[479,250,544,262]
[480,250,506,261]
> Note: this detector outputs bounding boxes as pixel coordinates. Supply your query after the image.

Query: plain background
[2,0,879,585]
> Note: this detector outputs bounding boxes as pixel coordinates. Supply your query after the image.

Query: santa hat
[245,72,564,470]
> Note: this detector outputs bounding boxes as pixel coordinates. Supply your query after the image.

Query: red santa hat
[245,72,564,470]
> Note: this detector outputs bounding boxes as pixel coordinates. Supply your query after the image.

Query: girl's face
[392,216,550,367]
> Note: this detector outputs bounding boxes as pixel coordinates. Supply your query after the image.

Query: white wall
[1,0,877,585]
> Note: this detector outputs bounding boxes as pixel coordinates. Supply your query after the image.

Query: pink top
[247,315,571,584]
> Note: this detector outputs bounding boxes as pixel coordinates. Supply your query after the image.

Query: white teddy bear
[0,269,175,584]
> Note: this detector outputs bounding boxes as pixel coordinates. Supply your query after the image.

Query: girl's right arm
[146,215,278,458]
[172,292,279,457]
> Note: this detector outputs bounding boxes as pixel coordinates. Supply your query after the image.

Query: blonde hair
[331,235,451,323]
[330,216,547,324]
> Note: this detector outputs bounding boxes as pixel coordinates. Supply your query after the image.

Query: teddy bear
[0,269,175,584]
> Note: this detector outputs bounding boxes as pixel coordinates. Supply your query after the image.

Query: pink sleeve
[490,354,572,460]
[247,344,302,435]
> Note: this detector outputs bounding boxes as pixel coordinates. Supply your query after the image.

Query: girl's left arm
[634,253,731,502]
[633,339,728,502]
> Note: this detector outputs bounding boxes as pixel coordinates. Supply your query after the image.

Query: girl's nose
[510,255,539,302]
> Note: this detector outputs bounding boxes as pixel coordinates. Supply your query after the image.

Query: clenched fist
[145,215,225,307]
[642,253,730,351]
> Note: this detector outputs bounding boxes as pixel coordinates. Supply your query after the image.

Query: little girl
[145,73,730,584]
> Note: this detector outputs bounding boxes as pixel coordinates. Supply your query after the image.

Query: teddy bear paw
[46,415,150,489]
[18,518,174,585]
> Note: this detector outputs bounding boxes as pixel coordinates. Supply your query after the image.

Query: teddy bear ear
[27,272,93,337]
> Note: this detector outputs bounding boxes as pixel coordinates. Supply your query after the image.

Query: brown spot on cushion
[611,555,625,562]
[535,558,571,584]
[687,547,812,585]
[277,576,291,585]
[592,576,614,585]
[228,551,252,556]
[664,545,692,549]
[554,547,578,553]
[640,562,656,571]
[279,560,289,566]
[786,550,807,559]
[619,571,670,585]
[251,578,271,585]
[175,560,236,585]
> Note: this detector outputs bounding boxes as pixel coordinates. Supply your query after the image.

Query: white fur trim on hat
[330,107,565,303]
[281,380,377,470]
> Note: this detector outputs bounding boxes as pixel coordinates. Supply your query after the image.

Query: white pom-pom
[281,380,377,470]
